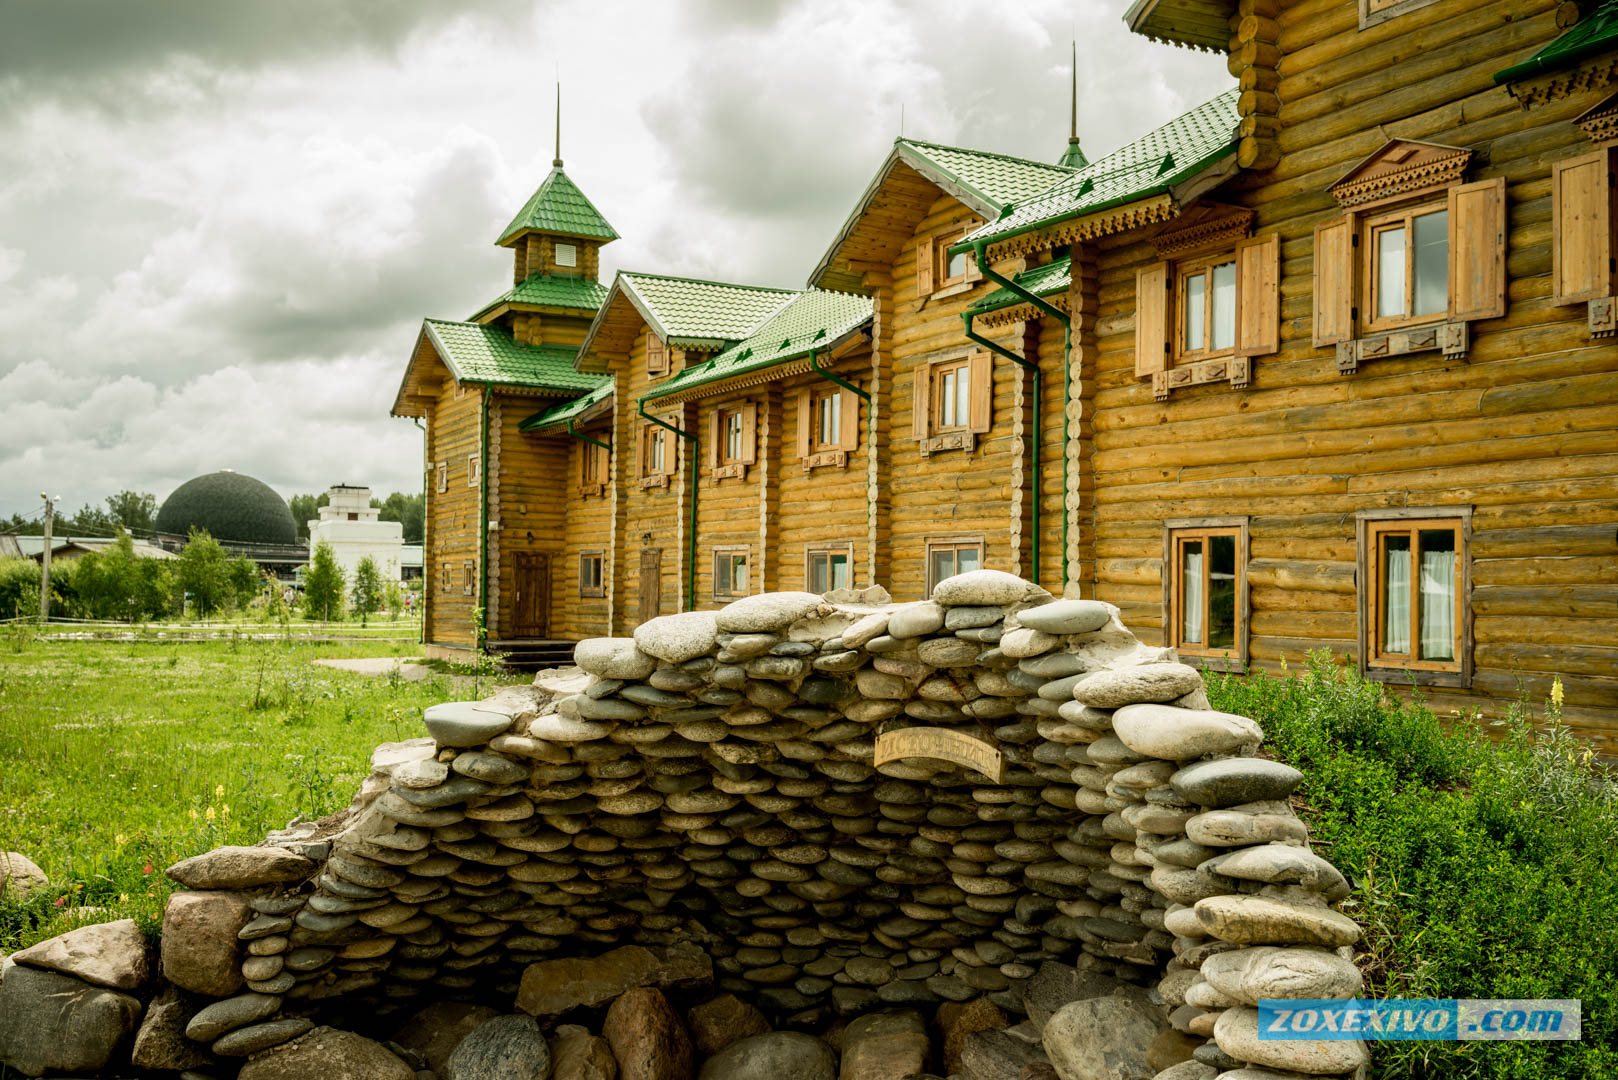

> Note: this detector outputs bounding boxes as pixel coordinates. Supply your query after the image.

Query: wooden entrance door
[639,548,662,624]
[513,552,550,637]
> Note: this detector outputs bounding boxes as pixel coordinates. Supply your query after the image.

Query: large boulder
[516,943,711,1017]
[131,984,215,1071]
[11,917,149,990]
[161,890,251,996]
[635,611,720,662]
[697,1031,836,1080]
[715,592,825,633]
[166,845,314,889]
[933,569,1042,606]
[1041,996,1167,1080]
[0,964,143,1077]
[392,1001,502,1073]
[603,987,693,1080]
[688,994,770,1056]
[837,1010,924,1080]
[444,1014,551,1080]
[550,1024,619,1080]
[0,852,48,900]
[237,1026,414,1080]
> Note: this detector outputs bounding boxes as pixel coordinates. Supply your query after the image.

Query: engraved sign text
[874,727,1004,783]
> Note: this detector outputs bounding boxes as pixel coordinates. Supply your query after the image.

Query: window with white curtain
[1168,523,1245,660]
[1365,516,1464,675]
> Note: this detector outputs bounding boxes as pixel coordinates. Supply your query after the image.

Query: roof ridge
[899,137,1078,173]
[620,269,799,294]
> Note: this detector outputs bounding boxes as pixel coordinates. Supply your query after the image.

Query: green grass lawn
[0,627,524,950]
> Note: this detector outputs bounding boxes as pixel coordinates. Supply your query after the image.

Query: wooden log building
[395,0,1618,749]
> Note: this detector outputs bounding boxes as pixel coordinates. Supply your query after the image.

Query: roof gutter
[479,388,490,654]
[636,397,699,611]
[807,350,875,585]
[640,325,871,405]
[566,419,610,451]
[956,239,1072,591]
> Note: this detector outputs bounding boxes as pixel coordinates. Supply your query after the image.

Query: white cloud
[0,0,1230,516]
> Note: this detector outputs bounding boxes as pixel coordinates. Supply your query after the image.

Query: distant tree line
[1,488,423,545]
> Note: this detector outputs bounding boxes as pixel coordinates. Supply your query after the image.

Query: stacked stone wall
[0,572,1368,1079]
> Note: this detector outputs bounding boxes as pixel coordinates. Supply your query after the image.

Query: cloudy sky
[0,0,1230,521]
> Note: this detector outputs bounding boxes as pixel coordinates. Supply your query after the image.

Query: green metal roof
[644,289,873,401]
[1058,140,1090,170]
[1495,0,1618,83]
[968,258,1073,315]
[620,272,799,348]
[471,274,608,320]
[422,319,606,392]
[497,167,619,245]
[519,381,613,432]
[898,138,1079,212]
[962,88,1240,248]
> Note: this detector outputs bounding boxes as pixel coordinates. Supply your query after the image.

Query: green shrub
[1206,655,1618,1080]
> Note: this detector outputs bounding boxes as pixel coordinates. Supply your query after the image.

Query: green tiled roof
[621,272,798,348]
[519,381,613,432]
[968,258,1072,315]
[644,289,873,401]
[422,319,606,392]
[898,139,1079,212]
[1496,0,1618,83]
[472,274,608,319]
[497,168,619,245]
[1058,140,1090,170]
[963,88,1240,248]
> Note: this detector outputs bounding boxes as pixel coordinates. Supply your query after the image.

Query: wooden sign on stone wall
[874,727,1005,783]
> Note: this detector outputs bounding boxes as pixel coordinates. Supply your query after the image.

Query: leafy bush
[0,556,41,619]
[302,541,345,621]
[1205,656,1618,1080]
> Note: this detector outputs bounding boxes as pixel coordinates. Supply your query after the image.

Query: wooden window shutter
[636,427,647,480]
[1551,149,1615,306]
[1448,176,1508,323]
[740,401,757,464]
[1312,214,1355,347]
[1135,261,1171,377]
[911,367,931,439]
[705,410,720,470]
[915,236,934,297]
[968,352,993,434]
[837,387,859,451]
[795,389,813,458]
[596,443,610,484]
[1234,233,1281,358]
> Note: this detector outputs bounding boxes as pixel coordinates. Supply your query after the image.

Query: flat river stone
[1016,599,1112,635]
[1072,663,1203,708]
[424,703,513,747]
[1171,758,1303,806]
[1112,703,1263,760]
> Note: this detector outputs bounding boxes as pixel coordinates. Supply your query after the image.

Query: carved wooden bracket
[577,483,604,498]
[709,463,747,484]
[803,449,847,470]
[1151,356,1251,401]
[639,474,670,490]
[919,432,977,457]
[1335,321,1468,374]
[1591,296,1616,337]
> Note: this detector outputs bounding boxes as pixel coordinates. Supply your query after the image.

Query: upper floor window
[915,226,982,298]
[795,383,859,467]
[722,408,744,462]
[467,452,479,488]
[1550,125,1617,336]
[1356,508,1471,687]
[435,462,447,494]
[1135,203,1276,400]
[706,401,756,478]
[638,423,674,487]
[1360,0,1439,30]
[462,559,475,596]
[815,390,841,449]
[579,440,608,497]
[913,351,990,456]
[1316,140,1505,372]
[555,242,577,268]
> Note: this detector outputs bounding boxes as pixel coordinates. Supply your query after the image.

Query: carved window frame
[1359,0,1440,31]
[712,546,751,599]
[579,550,605,598]
[1162,517,1249,668]
[1355,506,1473,689]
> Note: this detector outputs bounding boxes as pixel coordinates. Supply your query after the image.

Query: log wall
[422,380,482,650]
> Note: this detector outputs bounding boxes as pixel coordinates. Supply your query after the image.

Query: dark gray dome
[155,471,297,545]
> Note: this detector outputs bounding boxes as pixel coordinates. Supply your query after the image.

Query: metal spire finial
[1069,41,1079,146]
[553,81,563,168]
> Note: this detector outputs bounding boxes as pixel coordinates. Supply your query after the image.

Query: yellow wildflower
[188,808,198,821]
[205,806,216,823]
[119,893,128,903]
[221,803,230,816]
[215,784,225,798]
[114,833,127,847]
[1550,677,1564,709]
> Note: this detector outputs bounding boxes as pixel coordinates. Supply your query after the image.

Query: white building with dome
[307,484,404,582]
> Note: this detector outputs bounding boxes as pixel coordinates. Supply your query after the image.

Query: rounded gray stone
[185,993,283,1042]
[635,610,720,662]
[449,751,530,785]
[1071,663,1204,709]
[1171,758,1303,807]
[444,1015,550,1080]
[423,702,513,748]
[213,1018,314,1056]
[887,602,945,639]
[1112,703,1264,760]
[932,569,1040,606]
[574,638,658,680]
[1016,598,1113,635]
[715,592,825,633]
[697,1031,837,1080]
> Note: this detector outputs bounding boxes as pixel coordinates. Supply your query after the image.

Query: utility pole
[39,492,58,622]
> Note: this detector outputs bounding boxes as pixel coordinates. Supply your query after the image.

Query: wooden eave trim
[1575,91,1618,145]
[972,292,1072,329]
[984,193,1179,260]
[1507,53,1618,108]
[1326,139,1482,207]
[1150,203,1256,259]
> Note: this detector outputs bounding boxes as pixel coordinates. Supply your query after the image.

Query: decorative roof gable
[497,168,620,246]
[1149,201,1255,258]
[1576,89,1618,146]
[1496,0,1618,103]
[1327,140,1472,209]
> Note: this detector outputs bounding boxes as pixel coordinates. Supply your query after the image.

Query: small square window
[938,232,976,288]
[579,551,604,597]
[714,548,749,598]
[807,544,853,593]
[555,242,577,268]
[462,560,475,596]
[435,463,447,494]
[442,563,451,593]
[467,453,479,487]
[925,539,984,596]
[1166,521,1248,663]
